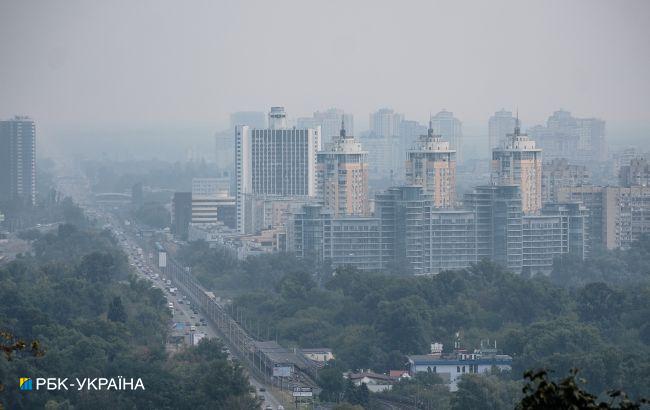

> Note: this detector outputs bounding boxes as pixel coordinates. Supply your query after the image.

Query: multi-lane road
[105,215,285,410]
[54,167,285,410]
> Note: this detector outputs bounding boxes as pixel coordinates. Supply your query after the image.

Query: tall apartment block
[235,107,321,234]
[464,185,523,272]
[364,108,404,177]
[297,108,354,143]
[0,116,36,206]
[375,186,433,274]
[430,110,462,162]
[488,109,517,151]
[316,122,370,217]
[558,186,650,251]
[542,202,590,259]
[541,158,590,204]
[428,209,477,273]
[522,215,567,275]
[405,121,457,208]
[557,186,607,253]
[369,108,403,138]
[620,157,650,187]
[288,204,382,272]
[375,186,477,274]
[528,110,606,163]
[492,120,542,214]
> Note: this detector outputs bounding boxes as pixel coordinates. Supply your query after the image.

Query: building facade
[541,158,590,204]
[429,210,477,273]
[297,108,354,144]
[369,108,403,138]
[0,116,36,206]
[316,123,370,217]
[620,157,650,187]
[528,110,606,163]
[405,122,457,208]
[542,202,590,259]
[488,109,516,151]
[491,122,542,214]
[288,204,382,271]
[522,215,567,275]
[235,107,321,233]
[430,110,462,162]
[557,186,650,251]
[375,186,433,274]
[464,185,523,272]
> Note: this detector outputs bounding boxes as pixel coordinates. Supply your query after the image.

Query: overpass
[162,254,320,393]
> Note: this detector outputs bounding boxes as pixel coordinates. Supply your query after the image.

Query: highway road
[55,167,286,410]
[111,217,286,410]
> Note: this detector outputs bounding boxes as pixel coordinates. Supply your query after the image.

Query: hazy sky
[1,0,649,152]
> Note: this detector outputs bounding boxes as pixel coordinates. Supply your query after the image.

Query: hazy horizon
[2,0,649,159]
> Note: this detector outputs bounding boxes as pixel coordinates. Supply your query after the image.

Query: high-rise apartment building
[405,121,457,208]
[557,186,607,253]
[619,157,650,187]
[522,215,567,275]
[492,120,543,214]
[0,116,36,206]
[430,110,462,162]
[364,108,405,177]
[375,186,477,274]
[557,186,650,251]
[542,202,590,259]
[464,185,523,272]
[542,158,590,204]
[370,108,403,138]
[297,108,354,143]
[428,209,477,273]
[235,107,321,233]
[488,109,516,151]
[375,186,433,274]
[288,204,382,271]
[316,122,370,217]
[528,110,606,163]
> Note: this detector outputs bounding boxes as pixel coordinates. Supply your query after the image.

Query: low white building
[346,372,396,393]
[407,342,512,391]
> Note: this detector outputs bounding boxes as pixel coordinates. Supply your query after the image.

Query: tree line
[177,237,650,408]
[1,201,258,409]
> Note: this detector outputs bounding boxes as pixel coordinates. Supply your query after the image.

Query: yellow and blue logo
[19,378,33,391]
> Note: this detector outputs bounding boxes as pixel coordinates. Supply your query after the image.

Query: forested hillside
[178,238,650,406]
[0,204,257,410]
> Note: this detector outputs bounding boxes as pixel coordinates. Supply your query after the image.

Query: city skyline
[1,1,649,151]
[2,3,650,408]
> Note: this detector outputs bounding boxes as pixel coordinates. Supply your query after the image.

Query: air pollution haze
[4,2,650,409]
[1,0,649,158]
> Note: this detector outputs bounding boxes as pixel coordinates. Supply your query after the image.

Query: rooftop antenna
[514,108,521,136]
[340,117,346,138]
[428,112,434,138]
